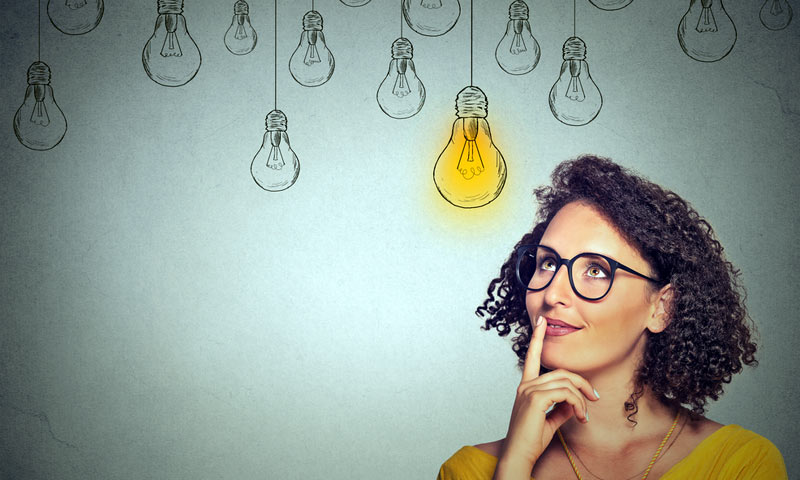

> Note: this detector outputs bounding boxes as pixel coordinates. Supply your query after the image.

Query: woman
[438,156,787,479]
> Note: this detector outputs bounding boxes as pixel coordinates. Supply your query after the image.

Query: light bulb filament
[235,16,248,39]
[696,0,718,32]
[160,15,183,57]
[392,60,412,97]
[421,0,442,9]
[456,118,484,180]
[66,0,87,9]
[566,60,585,102]
[510,20,528,54]
[771,0,783,15]
[267,132,285,170]
[304,31,321,65]
[30,101,51,126]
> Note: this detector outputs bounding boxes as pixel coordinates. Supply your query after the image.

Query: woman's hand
[492,316,600,480]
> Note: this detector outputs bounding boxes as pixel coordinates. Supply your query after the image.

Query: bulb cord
[274,0,277,110]
[400,0,403,37]
[470,0,473,86]
[38,0,41,61]
[573,0,577,37]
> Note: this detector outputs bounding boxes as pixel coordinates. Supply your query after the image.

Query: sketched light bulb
[289,11,335,87]
[588,0,633,10]
[251,110,300,192]
[549,37,602,126]
[142,0,202,87]
[13,61,68,151]
[495,0,540,75]
[377,38,426,119]
[760,0,793,30]
[340,0,371,5]
[678,0,736,62]
[225,0,257,55]
[47,0,104,35]
[433,86,507,209]
[402,0,461,37]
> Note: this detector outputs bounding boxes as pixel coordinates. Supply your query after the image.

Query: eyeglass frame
[514,244,661,301]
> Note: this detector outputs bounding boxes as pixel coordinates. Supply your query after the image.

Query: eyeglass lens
[518,246,613,299]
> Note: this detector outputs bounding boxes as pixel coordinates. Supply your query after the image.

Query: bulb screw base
[234,0,249,15]
[266,110,288,131]
[563,36,587,60]
[391,38,413,59]
[455,86,488,118]
[303,11,323,31]
[158,0,184,14]
[509,0,529,20]
[27,61,52,85]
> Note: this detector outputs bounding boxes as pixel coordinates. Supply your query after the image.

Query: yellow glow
[433,117,507,209]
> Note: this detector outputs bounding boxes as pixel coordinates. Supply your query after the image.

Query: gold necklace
[556,410,682,480]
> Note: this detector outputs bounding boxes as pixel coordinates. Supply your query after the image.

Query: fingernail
[535,315,543,326]
[545,402,555,414]
[585,410,589,422]
[593,388,600,399]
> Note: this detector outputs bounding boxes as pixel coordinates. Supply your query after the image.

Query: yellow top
[437,425,787,480]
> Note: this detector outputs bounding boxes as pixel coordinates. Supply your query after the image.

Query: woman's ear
[647,284,673,334]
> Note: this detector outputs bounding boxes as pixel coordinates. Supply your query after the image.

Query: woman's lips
[544,317,582,336]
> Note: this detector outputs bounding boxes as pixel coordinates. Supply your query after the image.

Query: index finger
[521,315,546,382]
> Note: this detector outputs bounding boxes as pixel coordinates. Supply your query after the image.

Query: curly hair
[477,155,757,422]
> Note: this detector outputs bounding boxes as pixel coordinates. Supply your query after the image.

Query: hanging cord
[573,0,576,37]
[274,0,278,109]
[400,0,403,37]
[470,0,473,86]
[38,0,41,60]
[312,0,315,12]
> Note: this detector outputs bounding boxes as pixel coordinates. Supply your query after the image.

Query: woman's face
[526,201,664,375]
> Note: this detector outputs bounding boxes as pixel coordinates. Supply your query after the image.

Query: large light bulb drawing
[47,0,104,35]
[251,110,300,192]
[13,61,68,151]
[433,86,507,209]
[678,0,736,62]
[377,38,426,119]
[142,0,202,87]
[402,0,461,37]
[224,0,257,55]
[289,10,335,87]
[760,0,793,30]
[340,0,371,5]
[548,37,602,126]
[588,0,633,10]
[495,0,540,75]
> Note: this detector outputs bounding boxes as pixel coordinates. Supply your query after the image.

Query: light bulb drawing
[251,110,300,192]
[289,10,335,87]
[548,37,602,126]
[340,0,372,5]
[678,0,736,62]
[13,61,68,151]
[47,0,103,35]
[432,86,507,209]
[142,0,202,87]
[588,0,633,11]
[377,38,426,119]
[225,0,257,55]
[760,0,793,30]
[495,0,540,75]
[402,0,461,37]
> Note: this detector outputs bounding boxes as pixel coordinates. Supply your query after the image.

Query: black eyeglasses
[515,244,660,301]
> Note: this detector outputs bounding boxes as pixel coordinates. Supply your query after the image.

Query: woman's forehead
[540,202,638,260]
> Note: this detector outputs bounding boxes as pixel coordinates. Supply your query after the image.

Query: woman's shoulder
[437,443,506,480]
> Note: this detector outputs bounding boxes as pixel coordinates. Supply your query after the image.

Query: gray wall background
[1,1,798,478]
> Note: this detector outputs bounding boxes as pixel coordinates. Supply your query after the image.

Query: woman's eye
[586,265,608,278]
[540,259,556,271]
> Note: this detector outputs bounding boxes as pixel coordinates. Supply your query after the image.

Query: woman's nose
[543,263,573,306]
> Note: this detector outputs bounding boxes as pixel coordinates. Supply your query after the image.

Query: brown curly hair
[477,155,758,422]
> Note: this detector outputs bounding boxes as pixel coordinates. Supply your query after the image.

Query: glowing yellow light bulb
[432,86,507,209]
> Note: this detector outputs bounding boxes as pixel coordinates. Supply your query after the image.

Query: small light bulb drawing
[47,0,104,35]
[432,86,507,209]
[377,38,426,119]
[289,10,335,87]
[588,0,633,11]
[13,61,68,151]
[224,0,257,55]
[340,0,371,5]
[251,110,300,192]
[548,37,602,126]
[495,0,540,75]
[142,0,202,87]
[402,0,461,37]
[678,0,736,62]
[760,0,793,30]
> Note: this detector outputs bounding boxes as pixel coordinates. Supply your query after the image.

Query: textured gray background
[1,1,798,479]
